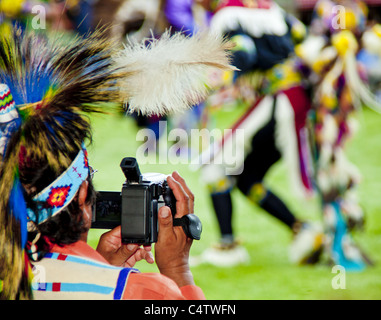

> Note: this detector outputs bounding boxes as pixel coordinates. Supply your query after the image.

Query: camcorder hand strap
[173,214,202,240]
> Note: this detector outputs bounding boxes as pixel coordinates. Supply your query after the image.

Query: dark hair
[40,178,96,243]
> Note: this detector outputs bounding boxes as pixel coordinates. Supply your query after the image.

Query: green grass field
[87,106,381,300]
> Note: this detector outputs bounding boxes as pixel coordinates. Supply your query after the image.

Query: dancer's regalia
[296,0,379,270]
[193,0,323,267]
[196,0,379,269]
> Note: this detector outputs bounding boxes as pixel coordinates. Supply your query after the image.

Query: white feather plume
[114,30,236,115]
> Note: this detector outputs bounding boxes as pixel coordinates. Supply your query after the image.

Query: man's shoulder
[32,252,138,300]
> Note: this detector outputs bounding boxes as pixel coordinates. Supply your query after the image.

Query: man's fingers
[172,171,194,213]
[117,243,137,262]
[106,225,122,238]
[125,248,155,267]
[145,250,155,264]
[167,175,190,218]
[125,244,138,253]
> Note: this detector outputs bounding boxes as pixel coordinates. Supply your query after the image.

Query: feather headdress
[115,31,237,115]
[0,27,123,300]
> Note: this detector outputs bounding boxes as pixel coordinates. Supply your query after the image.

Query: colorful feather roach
[0,27,124,300]
[0,26,234,299]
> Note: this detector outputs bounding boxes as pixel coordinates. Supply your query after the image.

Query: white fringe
[274,94,310,197]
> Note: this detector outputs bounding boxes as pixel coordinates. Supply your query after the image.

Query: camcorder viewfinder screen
[92,191,121,229]
[121,186,148,241]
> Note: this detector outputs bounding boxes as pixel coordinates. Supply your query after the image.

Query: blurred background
[2,0,381,299]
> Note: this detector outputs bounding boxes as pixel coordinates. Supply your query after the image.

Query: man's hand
[96,226,154,268]
[154,171,196,287]
[96,170,197,288]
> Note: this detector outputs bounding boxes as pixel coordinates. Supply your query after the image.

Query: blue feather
[0,42,54,106]
[8,178,28,248]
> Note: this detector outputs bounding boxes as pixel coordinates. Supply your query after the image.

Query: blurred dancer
[296,0,376,270]
[193,0,323,267]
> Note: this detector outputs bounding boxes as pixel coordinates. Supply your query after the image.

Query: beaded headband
[0,83,18,123]
[26,145,89,228]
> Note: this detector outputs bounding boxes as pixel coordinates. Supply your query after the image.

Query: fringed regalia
[296,0,380,270]
[192,0,327,267]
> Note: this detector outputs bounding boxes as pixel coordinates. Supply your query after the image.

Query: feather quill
[115,31,237,115]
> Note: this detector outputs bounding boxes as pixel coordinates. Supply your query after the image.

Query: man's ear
[78,180,89,208]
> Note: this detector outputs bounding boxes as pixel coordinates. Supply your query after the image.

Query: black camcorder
[91,157,202,245]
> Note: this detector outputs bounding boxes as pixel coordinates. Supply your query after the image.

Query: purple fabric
[164,0,196,35]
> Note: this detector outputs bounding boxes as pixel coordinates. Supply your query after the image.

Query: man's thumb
[158,206,173,229]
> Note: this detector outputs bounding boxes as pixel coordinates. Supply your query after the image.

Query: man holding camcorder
[0,23,233,299]
[31,168,205,300]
